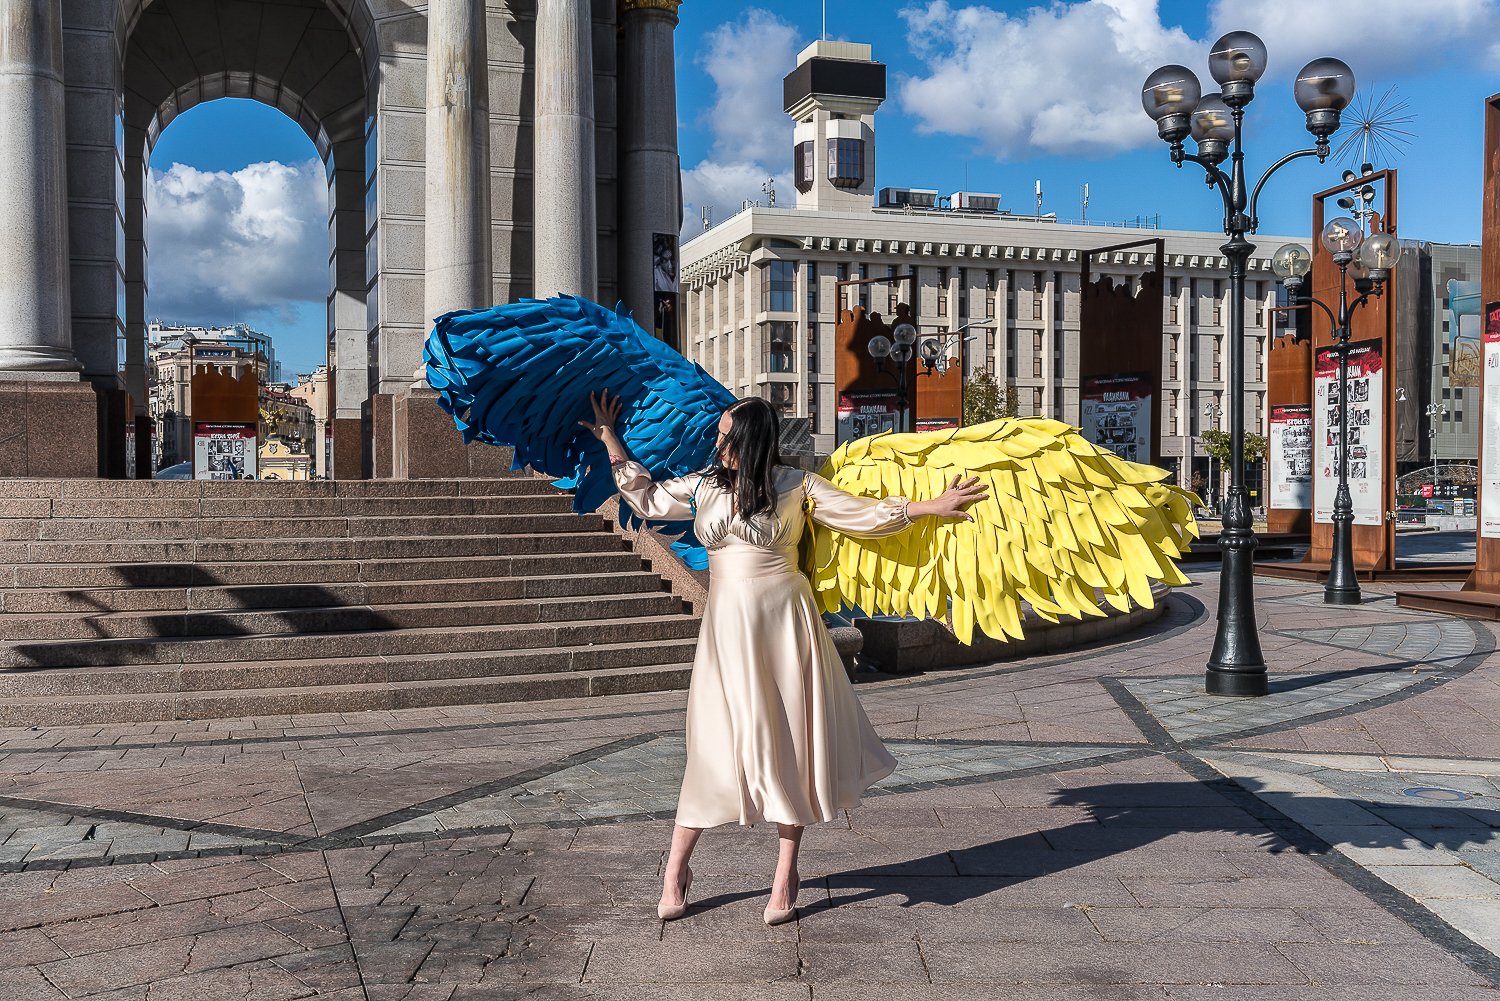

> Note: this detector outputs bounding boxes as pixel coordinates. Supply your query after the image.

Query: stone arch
[64,0,380,477]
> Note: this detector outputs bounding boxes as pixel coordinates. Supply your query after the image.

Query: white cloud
[1208,0,1500,79]
[146,159,328,325]
[681,9,801,238]
[896,0,1500,161]
[898,0,1198,158]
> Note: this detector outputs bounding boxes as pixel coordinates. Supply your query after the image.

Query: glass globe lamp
[1358,232,1399,278]
[1320,217,1363,261]
[1190,94,1234,164]
[1270,244,1313,286]
[1141,64,1201,143]
[1208,31,1267,106]
[1294,57,1355,138]
[866,335,891,360]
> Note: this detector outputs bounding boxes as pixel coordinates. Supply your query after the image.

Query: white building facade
[680,41,1299,495]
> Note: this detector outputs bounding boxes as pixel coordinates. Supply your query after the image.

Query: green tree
[1202,428,1268,465]
[963,371,1019,426]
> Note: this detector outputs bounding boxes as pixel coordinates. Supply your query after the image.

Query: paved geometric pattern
[0,579,1497,998]
[367,735,1140,840]
[1119,670,1433,743]
[1202,749,1500,956]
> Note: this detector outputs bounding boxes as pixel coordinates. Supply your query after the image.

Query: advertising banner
[193,422,258,481]
[1313,339,1384,526]
[1079,373,1152,465]
[836,391,899,444]
[1269,404,1312,510]
[1482,304,1500,539]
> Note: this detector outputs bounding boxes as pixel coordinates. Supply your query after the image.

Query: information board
[1482,304,1500,539]
[836,391,899,442]
[1313,339,1384,526]
[193,422,258,480]
[1269,404,1312,510]
[1079,373,1152,465]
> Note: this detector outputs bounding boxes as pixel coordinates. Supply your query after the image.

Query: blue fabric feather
[423,295,736,569]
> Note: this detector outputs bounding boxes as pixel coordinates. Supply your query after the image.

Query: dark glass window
[828,138,864,189]
[794,141,815,193]
[806,262,818,314]
[763,261,796,313]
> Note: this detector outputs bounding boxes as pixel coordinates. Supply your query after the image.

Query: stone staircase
[0,477,700,725]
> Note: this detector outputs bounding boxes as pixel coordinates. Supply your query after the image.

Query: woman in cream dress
[580,392,985,925]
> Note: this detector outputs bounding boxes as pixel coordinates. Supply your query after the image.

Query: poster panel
[1448,279,1484,389]
[1269,404,1312,510]
[1079,373,1152,465]
[124,423,137,480]
[1313,339,1384,526]
[1482,303,1500,539]
[193,423,258,481]
[836,390,898,444]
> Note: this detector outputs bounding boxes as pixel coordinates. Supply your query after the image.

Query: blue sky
[148,0,1497,379]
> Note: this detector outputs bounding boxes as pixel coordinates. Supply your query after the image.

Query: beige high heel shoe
[763,869,798,926]
[657,867,693,921]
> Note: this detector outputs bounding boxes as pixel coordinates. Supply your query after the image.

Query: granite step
[0,612,702,669]
[16,512,603,543]
[0,591,684,641]
[0,493,579,521]
[0,662,696,726]
[0,478,549,501]
[4,530,629,566]
[0,637,700,698]
[0,571,666,614]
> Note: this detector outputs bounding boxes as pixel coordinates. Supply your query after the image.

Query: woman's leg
[770,823,804,909]
[661,823,703,907]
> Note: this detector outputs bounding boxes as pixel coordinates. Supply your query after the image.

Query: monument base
[391,387,515,479]
[330,416,365,480]
[0,375,100,477]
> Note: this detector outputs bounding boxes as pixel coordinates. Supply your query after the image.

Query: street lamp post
[1142,33,1356,697]
[866,321,917,432]
[1204,400,1223,512]
[1270,229,1398,605]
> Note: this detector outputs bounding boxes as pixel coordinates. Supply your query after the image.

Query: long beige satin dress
[613,460,912,828]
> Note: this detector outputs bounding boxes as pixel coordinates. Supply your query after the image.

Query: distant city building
[148,322,282,384]
[289,367,333,478]
[680,40,1298,493]
[259,436,314,481]
[1391,241,1482,483]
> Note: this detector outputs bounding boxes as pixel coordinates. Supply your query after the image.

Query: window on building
[1211,279,1222,325]
[794,141,815,193]
[1054,272,1065,322]
[806,262,818,315]
[807,322,818,372]
[986,296,996,318]
[889,293,900,313]
[1190,280,1198,325]
[762,261,796,313]
[1212,337,1222,381]
[1006,328,1017,378]
[1032,332,1043,378]
[827,138,864,188]
[1032,387,1043,414]
[1032,295,1043,321]
[1054,329,1064,378]
[1253,281,1264,326]
[937,295,948,317]
[1168,276,1180,324]
[763,321,795,373]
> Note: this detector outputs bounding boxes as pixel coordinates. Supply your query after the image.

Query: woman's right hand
[577,390,622,440]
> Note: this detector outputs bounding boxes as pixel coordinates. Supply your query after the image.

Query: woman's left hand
[915,475,988,521]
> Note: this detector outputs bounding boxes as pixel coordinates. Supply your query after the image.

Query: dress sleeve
[803,471,912,539]
[612,459,704,521]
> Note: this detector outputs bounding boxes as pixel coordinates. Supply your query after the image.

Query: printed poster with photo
[1313,339,1384,526]
[193,423,258,481]
[1079,373,1152,466]
[1482,304,1500,539]
[1269,404,1312,510]
[836,391,899,444]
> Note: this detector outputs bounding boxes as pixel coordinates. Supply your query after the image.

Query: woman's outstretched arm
[581,389,702,521]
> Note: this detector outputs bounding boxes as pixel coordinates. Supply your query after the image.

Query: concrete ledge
[851,582,1174,675]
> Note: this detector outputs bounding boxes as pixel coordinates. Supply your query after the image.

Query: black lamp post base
[1205,666,1270,698]
[1324,587,1362,606]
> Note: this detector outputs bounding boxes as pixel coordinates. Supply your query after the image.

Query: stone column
[423,0,493,321]
[618,0,682,332]
[393,0,508,478]
[533,0,598,299]
[0,0,99,476]
[0,0,76,372]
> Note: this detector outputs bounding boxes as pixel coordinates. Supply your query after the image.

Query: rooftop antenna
[822,0,827,40]
[1081,182,1089,224]
[701,205,712,231]
[1035,179,1043,220]
[762,176,776,208]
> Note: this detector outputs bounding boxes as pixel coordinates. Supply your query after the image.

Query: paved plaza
[1,571,1499,999]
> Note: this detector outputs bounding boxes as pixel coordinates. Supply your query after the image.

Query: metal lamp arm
[1295,292,1339,330]
[1173,150,1233,207]
[1248,147,1326,231]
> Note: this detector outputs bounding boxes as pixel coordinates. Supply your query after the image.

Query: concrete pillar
[618,0,682,331]
[534,0,598,299]
[393,0,503,479]
[423,0,493,321]
[0,0,75,372]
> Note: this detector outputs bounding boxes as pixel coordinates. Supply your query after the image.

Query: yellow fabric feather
[801,417,1200,645]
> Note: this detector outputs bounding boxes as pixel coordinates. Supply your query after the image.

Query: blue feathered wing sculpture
[423,295,734,567]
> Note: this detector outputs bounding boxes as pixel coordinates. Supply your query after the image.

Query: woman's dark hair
[708,397,783,521]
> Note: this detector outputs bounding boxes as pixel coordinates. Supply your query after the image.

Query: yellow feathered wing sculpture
[800,418,1200,645]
